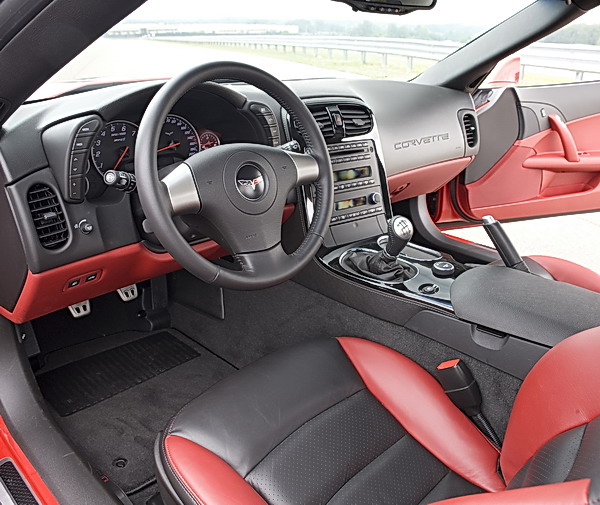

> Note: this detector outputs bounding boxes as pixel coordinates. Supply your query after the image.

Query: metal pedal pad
[68,300,91,318]
[117,284,138,302]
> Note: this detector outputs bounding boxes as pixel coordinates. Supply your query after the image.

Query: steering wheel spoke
[161,162,202,216]
[286,151,320,187]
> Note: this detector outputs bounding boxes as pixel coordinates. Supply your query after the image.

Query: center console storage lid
[451,266,600,347]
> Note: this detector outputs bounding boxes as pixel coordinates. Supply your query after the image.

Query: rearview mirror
[332,0,436,15]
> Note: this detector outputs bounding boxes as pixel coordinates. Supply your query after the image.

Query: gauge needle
[157,142,181,153]
[113,146,129,170]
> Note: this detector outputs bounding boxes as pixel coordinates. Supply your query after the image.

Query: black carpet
[38,332,199,416]
[37,331,235,499]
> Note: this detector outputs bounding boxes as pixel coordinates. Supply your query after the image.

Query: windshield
[33,0,529,100]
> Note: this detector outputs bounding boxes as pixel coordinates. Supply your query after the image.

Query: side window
[483,10,600,87]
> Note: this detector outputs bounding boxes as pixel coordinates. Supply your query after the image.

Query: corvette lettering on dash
[394,132,450,150]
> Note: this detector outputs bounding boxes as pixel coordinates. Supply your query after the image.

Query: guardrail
[156,35,458,72]
[128,32,600,81]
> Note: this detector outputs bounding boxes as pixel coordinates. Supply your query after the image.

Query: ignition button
[419,284,440,295]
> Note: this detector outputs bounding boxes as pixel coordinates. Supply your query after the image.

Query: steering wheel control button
[236,164,266,201]
[432,261,455,278]
[419,283,440,295]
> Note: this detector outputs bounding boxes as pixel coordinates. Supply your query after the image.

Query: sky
[125,0,600,26]
[127,0,530,25]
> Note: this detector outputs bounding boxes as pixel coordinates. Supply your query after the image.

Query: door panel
[438,81,600,224]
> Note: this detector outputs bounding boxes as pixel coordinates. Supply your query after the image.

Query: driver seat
[155,329,600,505]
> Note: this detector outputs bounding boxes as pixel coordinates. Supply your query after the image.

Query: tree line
[291,19,600,45]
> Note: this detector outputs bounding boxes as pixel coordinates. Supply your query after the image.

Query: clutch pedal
[68,300,91,318]
[117,284,138,302]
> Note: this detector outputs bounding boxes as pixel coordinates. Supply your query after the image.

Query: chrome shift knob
[385,216,413,258]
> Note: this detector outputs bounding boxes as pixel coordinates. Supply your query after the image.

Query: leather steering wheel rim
[135,61,333,290]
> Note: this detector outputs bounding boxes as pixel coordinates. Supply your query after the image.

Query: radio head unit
[319,139,389,248]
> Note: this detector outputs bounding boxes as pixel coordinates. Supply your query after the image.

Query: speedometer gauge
[92,120,138,173]
[157,115,200,166]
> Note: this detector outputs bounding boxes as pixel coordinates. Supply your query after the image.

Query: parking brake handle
[482,215,530,273]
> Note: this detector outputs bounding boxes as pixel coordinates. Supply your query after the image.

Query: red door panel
[433,82,600,227]
[463,112,600,220]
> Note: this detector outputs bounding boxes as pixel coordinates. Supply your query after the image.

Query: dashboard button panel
[249,102,281,147]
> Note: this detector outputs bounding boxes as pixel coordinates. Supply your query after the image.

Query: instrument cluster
[90,114,221,173]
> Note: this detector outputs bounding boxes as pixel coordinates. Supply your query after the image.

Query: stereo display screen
[335,196,367,211]
[333,166,371,182]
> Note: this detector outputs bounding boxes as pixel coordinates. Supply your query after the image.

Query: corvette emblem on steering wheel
[235,164,267,200]
[237,175,264,190]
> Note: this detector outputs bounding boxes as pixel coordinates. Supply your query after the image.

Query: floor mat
[38,330,235,497]
[38,331,199,416]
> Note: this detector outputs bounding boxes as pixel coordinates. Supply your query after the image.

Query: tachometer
[199,131,220,151]
[157,115,200,166]
[92,121,138,173]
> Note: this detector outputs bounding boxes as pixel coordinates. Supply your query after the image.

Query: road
[48,38,358,84]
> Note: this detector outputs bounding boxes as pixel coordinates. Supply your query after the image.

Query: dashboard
[0,76,479,323]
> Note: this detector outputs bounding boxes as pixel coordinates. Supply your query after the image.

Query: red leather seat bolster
[164,435,268,505]
[429,479,591,505]
[501,327,600,483]
[337,337,505,493]
[526,255,600,294]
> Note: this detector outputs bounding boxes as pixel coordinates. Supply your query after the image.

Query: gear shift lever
[345,216,416,282]
[384,216,414,259]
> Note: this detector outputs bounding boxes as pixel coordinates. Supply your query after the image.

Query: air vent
[339,103,373,137]
[307,106,335,139]
[27,184,69,249]
[462,113,478,148]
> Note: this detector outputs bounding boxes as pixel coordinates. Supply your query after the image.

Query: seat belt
[435,359,502,449]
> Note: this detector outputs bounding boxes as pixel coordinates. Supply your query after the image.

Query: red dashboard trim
[387,157,473,203]
[0,204,295,324]
[0,417,59,505]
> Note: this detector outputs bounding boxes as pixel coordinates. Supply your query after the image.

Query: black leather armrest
[451,266,600,347]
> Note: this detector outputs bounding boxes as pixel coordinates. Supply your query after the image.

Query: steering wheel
[135,62,333,290]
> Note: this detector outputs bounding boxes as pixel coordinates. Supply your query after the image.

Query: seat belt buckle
[435,359,502,448]
[434,359,482,417]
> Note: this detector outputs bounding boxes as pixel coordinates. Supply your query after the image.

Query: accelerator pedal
[68,300,91,318]
[117,284,138,302]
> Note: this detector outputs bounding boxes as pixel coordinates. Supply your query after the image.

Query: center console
[299,135,465,311]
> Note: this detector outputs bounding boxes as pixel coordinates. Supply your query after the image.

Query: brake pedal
[117,284,138,302]
[68,300,91,318]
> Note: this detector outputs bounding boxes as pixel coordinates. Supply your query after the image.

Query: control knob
[368,192,381,205]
